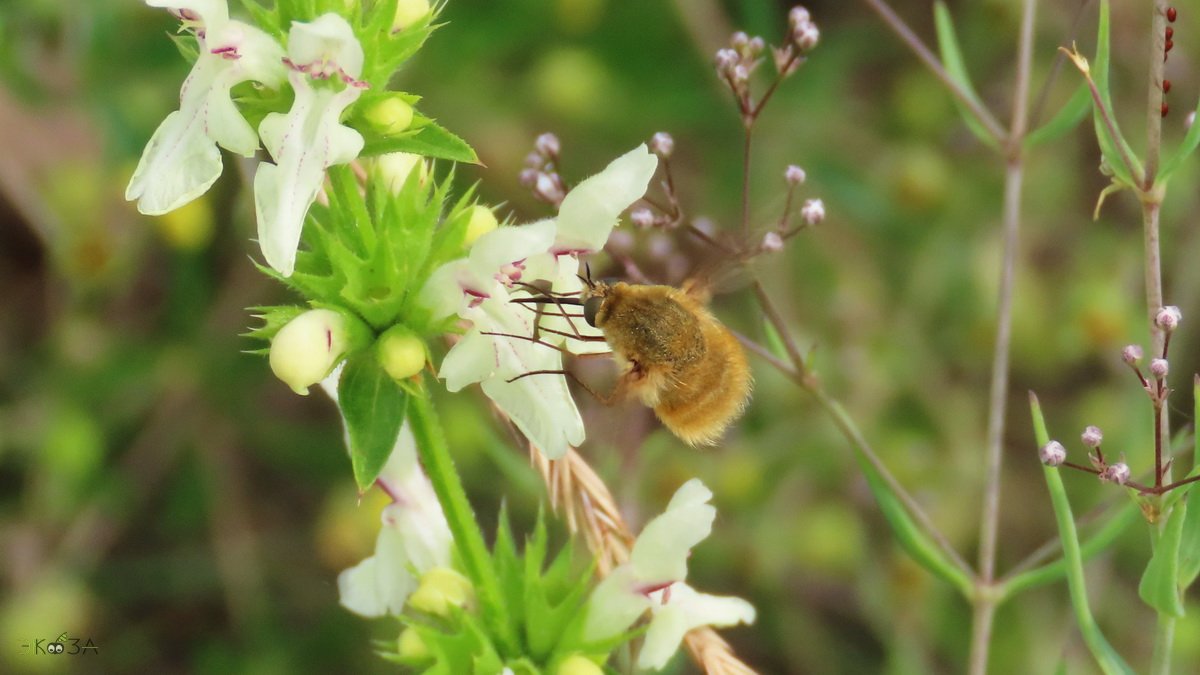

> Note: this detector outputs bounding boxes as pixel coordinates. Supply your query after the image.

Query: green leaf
[167,32,199,63]
[857,455,973,598]
[1025,81,1090,148]
[236,0,281,38]
[1139,499,1188,617]
[361,121,480,164]
[1181,494,1200,589]
[1086,0,1142,188]
[338,353,409,490]
[1000,501,1138,599]
[933,2,998,150]
[1031,393,1137,675]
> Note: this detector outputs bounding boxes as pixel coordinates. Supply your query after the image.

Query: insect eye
[583,296,603,327]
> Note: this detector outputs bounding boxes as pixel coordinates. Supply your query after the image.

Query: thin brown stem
[860,0,1007,144]
[969,0,1036,670]
[740,127,752,235]
[1145,0,1169,187]
[747,279,973,578]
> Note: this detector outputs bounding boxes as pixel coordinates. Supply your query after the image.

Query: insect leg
[505,369,616,404]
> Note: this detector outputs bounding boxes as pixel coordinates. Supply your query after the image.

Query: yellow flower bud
[377,325,426,381]
[393,0,431,31]
[397,626,430,660]
[556,655,604,675]
[463,205,499,246]
[376,152,429,194]
[269,309,349,395]
[408,567,474,617]
[365,96,415,136]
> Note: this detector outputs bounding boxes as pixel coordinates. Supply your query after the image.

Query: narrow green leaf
[1031,393,1137,675]
[857,447,974,598]
[1025,81,1090,148]
[1138,499,1188,617]
[1087,0,1142,187]
[338,353,409,490]
[167,32,199,63]
[933,2,998,149]
[361,121,479,164]
[1181,494,1200,589]
[1000,501,1138,599]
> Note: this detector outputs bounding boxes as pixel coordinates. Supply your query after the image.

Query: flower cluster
[127,0,437,277]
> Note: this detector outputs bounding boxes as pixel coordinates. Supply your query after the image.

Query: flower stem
[1150,609,1176,675]
[408,379,518,654]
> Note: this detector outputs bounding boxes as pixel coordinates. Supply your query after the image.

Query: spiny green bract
[380,511,634,674]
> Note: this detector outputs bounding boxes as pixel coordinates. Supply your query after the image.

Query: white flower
[420,222,585,460]
[337,421,453,617]
[417,146,657,458]
[254,13,367,277]
[126,1,286,215]
[583,479,755,670]
[552,144,658,253]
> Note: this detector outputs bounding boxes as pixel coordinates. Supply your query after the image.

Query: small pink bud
[731,31,749,50]
[1039,441,1067,467]
[630,208,655,229]
[761,231,784,252]
[793,24,820,52]
[1100,462,1131,485]
[650,132,675,158]
[1121,344,1144,365]
[715,48,739,73]
[1155,305,1182,332]
[789,7,812,28]
[747,36,766,55]
[800,198,825,225]
[518,168,538,187]
[1081,426,1103,448]
[535,132,560,157]
[785,164,806,186]
[1150,358,1169,379]
[534,173,565,204]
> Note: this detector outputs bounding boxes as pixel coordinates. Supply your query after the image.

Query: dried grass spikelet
[528,441,757,674]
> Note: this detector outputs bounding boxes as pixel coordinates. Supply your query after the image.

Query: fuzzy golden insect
[578,279,753,446]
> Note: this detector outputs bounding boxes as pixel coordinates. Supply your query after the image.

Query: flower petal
[554,144,657,253]
[467,221,557,287]
[439,330,496,391]
[286,13,364,80]
[582,565,651,642]
[254,76,364,276]
[637,584,756,670]
[125,109,223,215]
[630,479,715,583]
[126,18,284,215]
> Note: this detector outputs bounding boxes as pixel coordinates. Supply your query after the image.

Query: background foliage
[1,0,1198,672]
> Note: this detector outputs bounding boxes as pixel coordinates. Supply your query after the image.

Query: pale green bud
[408,567,474,617]
[393,0,431,31]
[463,205,499,246]
[397,627,430,660]
[269,309,352,395]
[365,96,414,136]
[377,325,426,381]
[376,152,429,194]
[556,655,604,675]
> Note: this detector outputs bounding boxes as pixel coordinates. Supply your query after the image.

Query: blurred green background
[2,0,1199,672]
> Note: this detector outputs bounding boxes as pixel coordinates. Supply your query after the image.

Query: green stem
[1030,393,1135,675]
[1150,613,1175,675]
[408,379,518,654]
